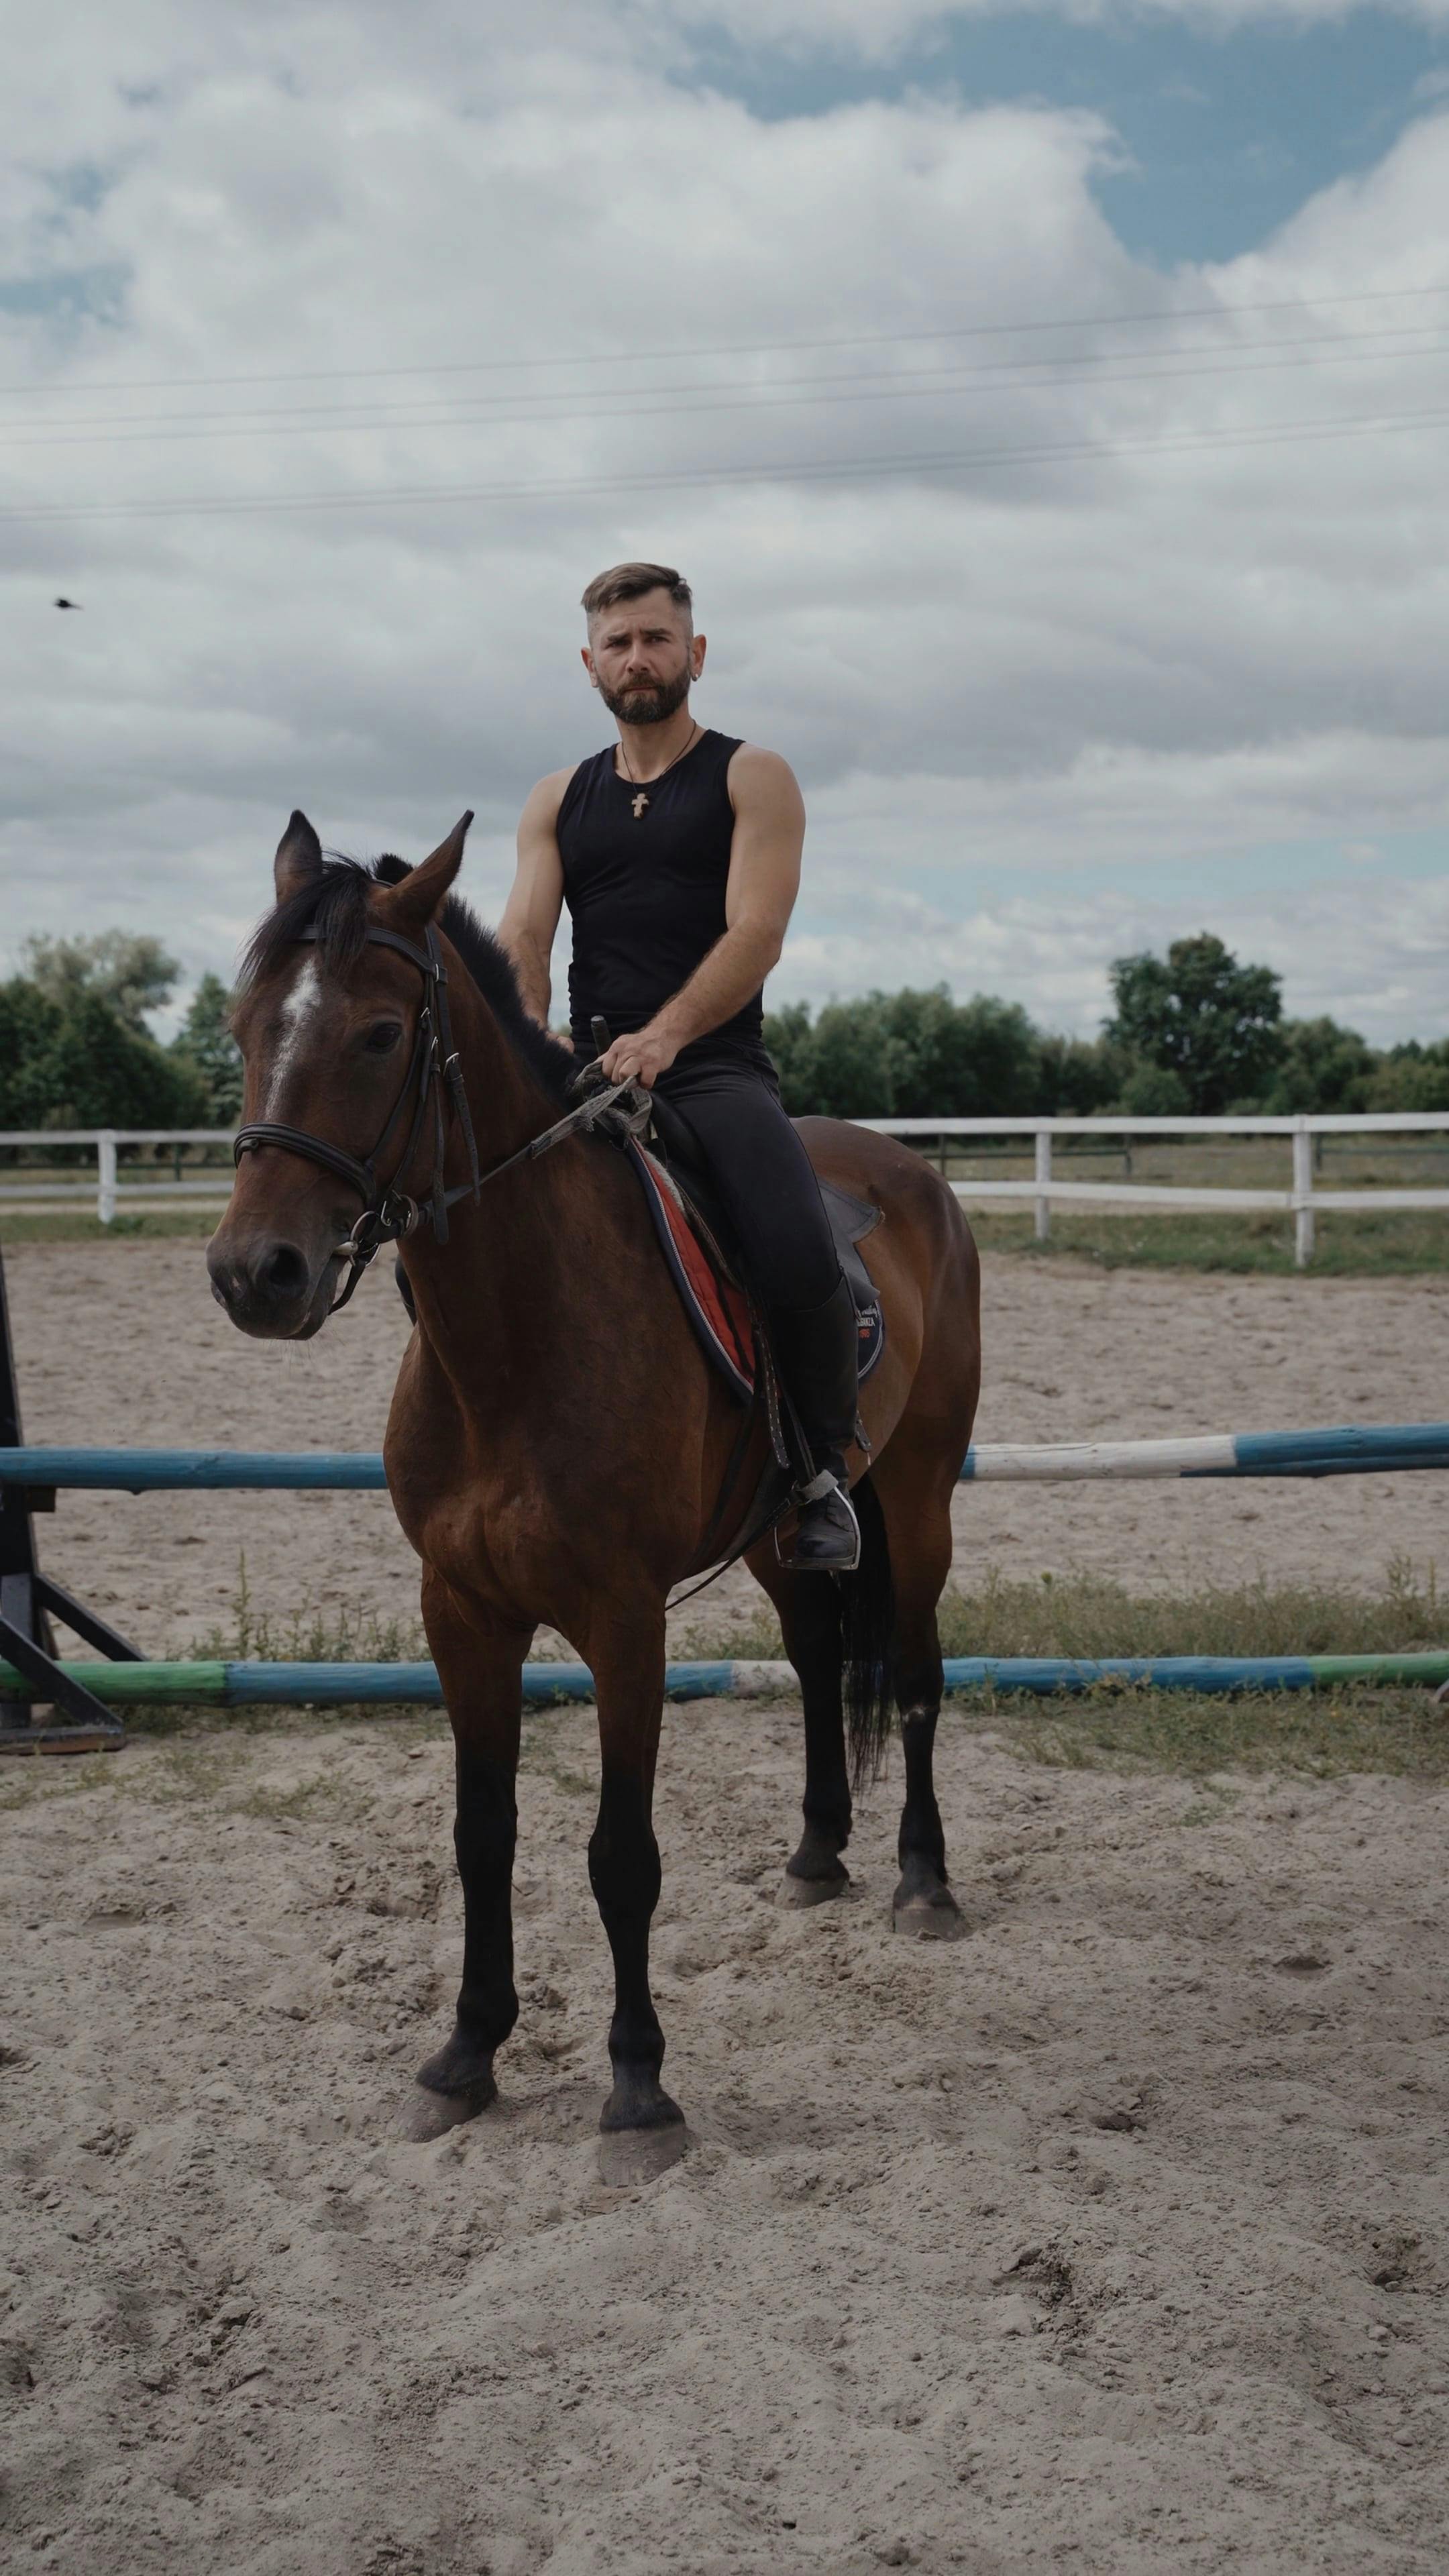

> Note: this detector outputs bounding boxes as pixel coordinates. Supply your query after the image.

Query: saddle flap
[818,1181,883,1323]
[627,1138,885,1403]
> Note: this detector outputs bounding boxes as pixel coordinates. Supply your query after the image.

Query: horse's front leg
[409,1569,532,2140]
[579,1606,686,2183]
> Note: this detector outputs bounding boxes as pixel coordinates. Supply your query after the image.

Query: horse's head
[207,809,470,1339]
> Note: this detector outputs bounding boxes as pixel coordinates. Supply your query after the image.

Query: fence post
[97,1133,117,1227]
[1293,1118,1315,1269]
[1034,1129,1052,1242]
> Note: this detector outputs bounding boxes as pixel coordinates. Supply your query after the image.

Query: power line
[2,399,1444,526]
[3,319,1446,447]
[5,280,1448,401]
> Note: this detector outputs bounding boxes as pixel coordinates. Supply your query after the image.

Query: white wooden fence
[2,1112,1448,1267]
[859,1112,1449,1267]
[0,1131,235,1223]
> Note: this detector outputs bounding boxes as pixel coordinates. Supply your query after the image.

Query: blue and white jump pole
[3,1422,1449,1491]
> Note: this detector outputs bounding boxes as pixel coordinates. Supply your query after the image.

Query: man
[498,560,860,1569]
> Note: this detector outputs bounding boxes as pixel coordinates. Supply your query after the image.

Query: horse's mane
[239,854,576,1106]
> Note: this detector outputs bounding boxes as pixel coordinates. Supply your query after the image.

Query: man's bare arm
[599,746,804,1084]
[498,769,572,1025]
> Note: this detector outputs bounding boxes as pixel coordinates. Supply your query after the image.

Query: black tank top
[556,728,763,1053]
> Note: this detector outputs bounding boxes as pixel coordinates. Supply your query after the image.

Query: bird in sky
[54,596,83,609]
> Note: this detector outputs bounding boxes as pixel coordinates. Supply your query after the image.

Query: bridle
[233,920,641,1316]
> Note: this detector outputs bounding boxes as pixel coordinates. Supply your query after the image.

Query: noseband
[233,921,645,1316]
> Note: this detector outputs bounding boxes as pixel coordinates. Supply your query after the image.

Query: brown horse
[209,814,981,2179]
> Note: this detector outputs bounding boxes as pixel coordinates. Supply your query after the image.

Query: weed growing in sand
[679,1563,1446,1668]
[519,1717,594,1796]
[934,1562,1445,1662]
[970,1681,1449,1781]
[146,1740,247,1805]
[0,1750,118,1813]
[186,1560,429,1667]
[32,1557,1447,1791]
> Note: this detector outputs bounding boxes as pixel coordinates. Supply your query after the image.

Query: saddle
[392,1060,885,1413]
[631,1087,885,1408]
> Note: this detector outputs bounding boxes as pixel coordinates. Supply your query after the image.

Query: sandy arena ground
[5,1238,1449,2570]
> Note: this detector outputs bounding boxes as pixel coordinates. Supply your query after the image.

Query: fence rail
[0,1130,235,1224]
[857,1111,1449,1265]
[5,1114,1449,1264]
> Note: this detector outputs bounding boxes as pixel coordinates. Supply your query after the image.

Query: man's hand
[600,1022,682,1087]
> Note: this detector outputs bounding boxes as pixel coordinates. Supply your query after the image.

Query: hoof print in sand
[596,2123,690,2188]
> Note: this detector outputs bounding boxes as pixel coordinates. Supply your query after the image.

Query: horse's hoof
[407,2030,498,2137]
[892,1884,967,1942]
[780,1864,849,1909]
[596,2121,689,2188]
[403,2072,498,2141]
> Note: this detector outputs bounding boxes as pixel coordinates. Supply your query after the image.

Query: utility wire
[2,399,1444,526]
[3,320,1447,446]
[5,280,1448,400]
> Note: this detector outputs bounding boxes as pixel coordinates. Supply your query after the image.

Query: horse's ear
[374,812,473,934]
[275,810,324,903]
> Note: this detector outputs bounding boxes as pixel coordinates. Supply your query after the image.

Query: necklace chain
[616,718,700,801]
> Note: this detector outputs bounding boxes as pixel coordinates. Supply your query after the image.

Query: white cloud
[0,10,1446,1051]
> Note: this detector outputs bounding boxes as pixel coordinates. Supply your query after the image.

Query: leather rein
[232,921,639,1316]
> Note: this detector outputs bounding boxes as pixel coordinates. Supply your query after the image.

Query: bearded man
[498,559,860,1568]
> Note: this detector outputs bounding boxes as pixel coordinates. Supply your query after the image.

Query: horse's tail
[840,1470,896,1791]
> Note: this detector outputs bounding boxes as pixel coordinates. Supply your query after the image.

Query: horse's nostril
[260,1243,309,1298]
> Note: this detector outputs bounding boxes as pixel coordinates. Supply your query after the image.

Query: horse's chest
[398,1456,566,1599]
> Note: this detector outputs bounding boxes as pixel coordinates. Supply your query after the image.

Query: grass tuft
[10,1562,1444,1792]
[933,1560,1444,1660]
[956,1681,1449,1782]
[962,1207,1448,1276]
[185,1558,428,1666]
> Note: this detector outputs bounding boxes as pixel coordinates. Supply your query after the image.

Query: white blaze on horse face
[263,957,323,1116]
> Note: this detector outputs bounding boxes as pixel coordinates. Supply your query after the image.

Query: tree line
[764,934,1449,1120]
[1,926,1444,1136]
[0,937,241,1134]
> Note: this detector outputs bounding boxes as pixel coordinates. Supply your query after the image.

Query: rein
[233,921,641,1315]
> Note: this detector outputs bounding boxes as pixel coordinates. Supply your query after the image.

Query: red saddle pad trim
[627,1143,755,1403]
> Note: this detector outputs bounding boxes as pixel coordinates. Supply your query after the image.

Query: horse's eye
[364,1020,403,1055]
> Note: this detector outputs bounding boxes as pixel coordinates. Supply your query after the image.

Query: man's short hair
[582,561,692,623]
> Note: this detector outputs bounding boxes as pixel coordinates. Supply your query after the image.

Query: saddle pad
[625,1142,885,1405]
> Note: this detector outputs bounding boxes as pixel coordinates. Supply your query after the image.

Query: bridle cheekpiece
[232,918,645,1316]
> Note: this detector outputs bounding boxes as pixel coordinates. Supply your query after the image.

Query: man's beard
[598,666,692,727]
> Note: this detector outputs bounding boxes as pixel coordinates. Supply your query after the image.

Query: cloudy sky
[2,0,1447,1042]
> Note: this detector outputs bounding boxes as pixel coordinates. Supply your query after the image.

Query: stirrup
[775,1471,861,1573]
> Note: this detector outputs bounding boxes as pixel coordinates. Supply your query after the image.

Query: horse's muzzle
[206,1234,337,1339]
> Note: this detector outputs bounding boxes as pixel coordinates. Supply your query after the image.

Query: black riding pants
[649,1046,841,1312]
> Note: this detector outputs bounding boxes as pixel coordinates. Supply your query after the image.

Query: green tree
[1260,1016,1376,1115]
[1034,1031,1126,1116]
[1106,932,1285,1114]
[40,991,209,1128]
[762,1000,818,1116]
[1366,1042,1449,1113]
[877,986,1043,1117]
[803,998,896,1119]
[172,972,244,1122]
[20,930,180,1034]
[0,980,68,1128]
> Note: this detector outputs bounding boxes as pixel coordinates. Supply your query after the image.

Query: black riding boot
[768,1273,861,1572]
